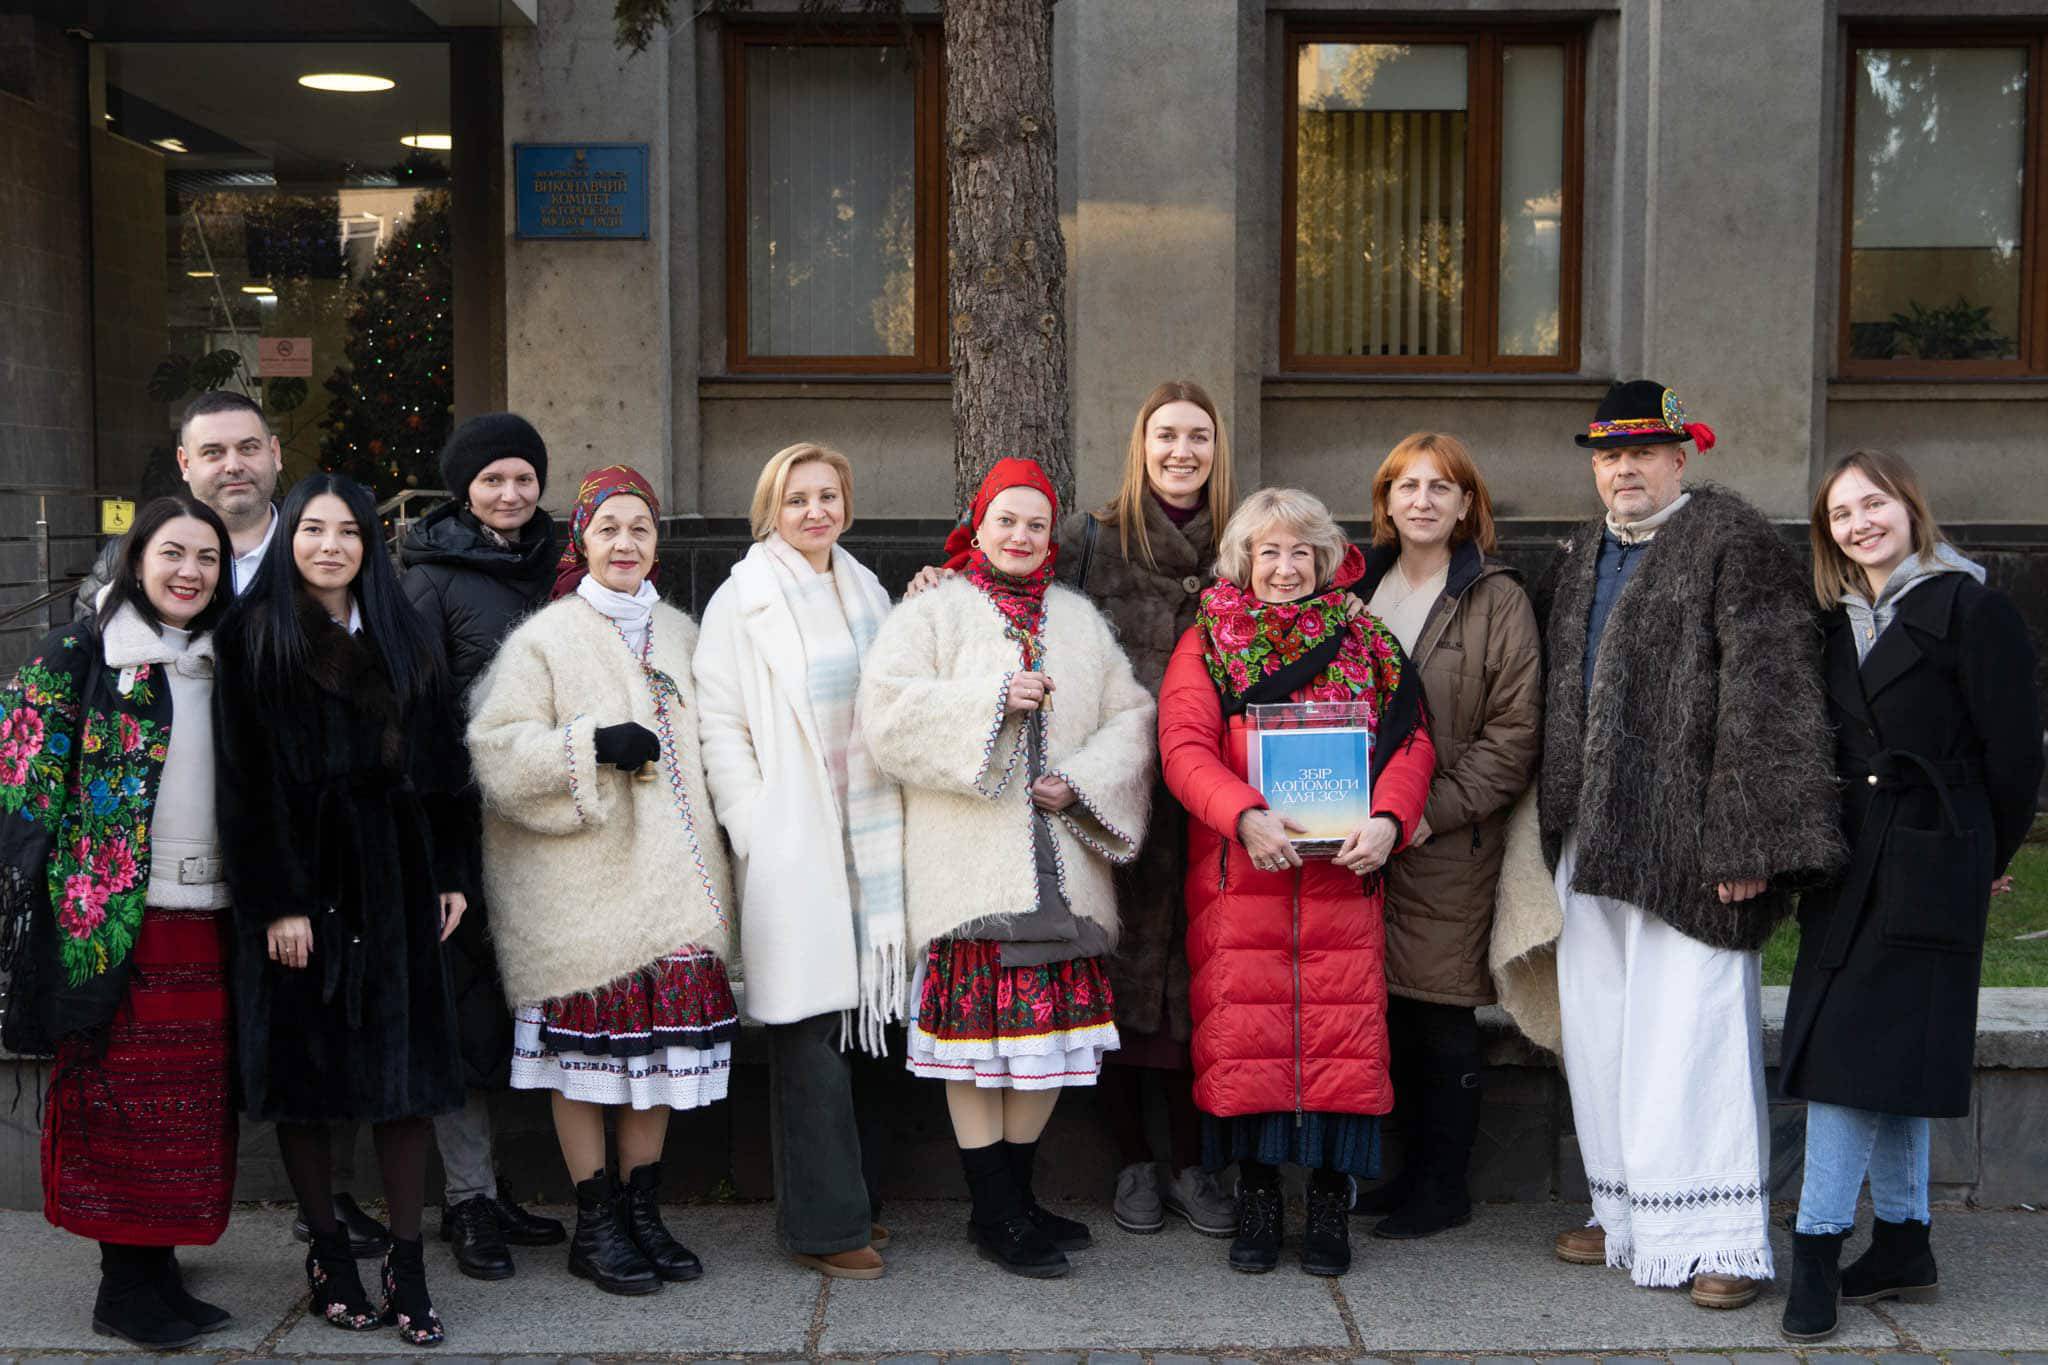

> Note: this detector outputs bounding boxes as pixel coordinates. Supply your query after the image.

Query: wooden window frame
[1279,23,1585,375]
[1839,28,2048,380]
[724,23,947,375]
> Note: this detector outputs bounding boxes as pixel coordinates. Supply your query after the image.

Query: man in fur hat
[1534,380,1842,1309]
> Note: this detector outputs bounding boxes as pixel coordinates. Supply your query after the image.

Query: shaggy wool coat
[1779,574,2043,1117]
[1362,540,1544,1006]
[856,577,1156,952]
[1055,500,1216,1040]
[466,595,734,1008]
[1533,486,1844,949]
[214,600,469,1124]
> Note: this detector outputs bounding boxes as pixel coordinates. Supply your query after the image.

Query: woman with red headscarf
[857,458,1156,1279]
[467,466,737,1297]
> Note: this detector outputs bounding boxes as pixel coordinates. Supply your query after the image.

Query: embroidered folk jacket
[1,620,173,1048]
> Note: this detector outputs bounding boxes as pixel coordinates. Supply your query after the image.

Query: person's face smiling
[586,494,657,593]
[978,487,1054,576]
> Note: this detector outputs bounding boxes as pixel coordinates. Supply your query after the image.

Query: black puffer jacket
[399,501,557,1089]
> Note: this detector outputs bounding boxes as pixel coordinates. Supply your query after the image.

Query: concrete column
[501,0,671,512]
[1637,0,1825,518]
[1065,0,1249,510]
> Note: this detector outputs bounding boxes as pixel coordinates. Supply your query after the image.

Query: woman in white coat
[695,443,906,1281]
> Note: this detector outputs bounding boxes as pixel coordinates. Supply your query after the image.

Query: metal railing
[378,488,452,554]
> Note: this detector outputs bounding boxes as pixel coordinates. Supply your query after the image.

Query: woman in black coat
[399,413,565,1276]
[217,473,471,1346]
[1778,451,2042,1343]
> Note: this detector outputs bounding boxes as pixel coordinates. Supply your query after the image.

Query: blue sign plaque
[513,143,649,240]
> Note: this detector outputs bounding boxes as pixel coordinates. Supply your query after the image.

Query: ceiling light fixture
[400,133,452,151]
[152,137,189,153]
[186,270,216,278]
[241,283,276,294]
[298,72,395,93]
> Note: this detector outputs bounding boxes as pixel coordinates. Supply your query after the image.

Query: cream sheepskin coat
[466,594,734,1006]
[857,577,1156,949]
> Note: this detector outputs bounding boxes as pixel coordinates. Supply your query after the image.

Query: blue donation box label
[514,143,649,240]
[1246,701,1375,857]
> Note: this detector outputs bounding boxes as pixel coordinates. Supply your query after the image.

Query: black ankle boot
[1375,1069,1478,1240]
[379,1236,443,1347]
[621,1162,703,1282]
[1229,1165,1284,1274]
[157,1248,232,1333]
[1781,1229,1849,1341]
[1004,1138,1091,1250]
[92,1243,201,1349]
[442,1194,516,1281]
[1302,1171,1353,1277]
[490,1194,568,1246]
[304,1227,381,1331]
[961,1142,1068,1278]
[569,1172,661,1296]
[1842,1217,1940,1304]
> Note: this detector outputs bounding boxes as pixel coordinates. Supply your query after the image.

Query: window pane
[1849,47,2025,363]
[1497,45,1565,357]
[746,44,917,358]
[1294,43,1467,358]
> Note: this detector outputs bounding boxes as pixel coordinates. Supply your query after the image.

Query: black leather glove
[592,722,660,771]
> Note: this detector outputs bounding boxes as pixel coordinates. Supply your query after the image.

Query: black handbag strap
[1076,514,1101,593]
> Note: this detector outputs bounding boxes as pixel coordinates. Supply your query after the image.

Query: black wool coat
[215,600,469,1124]
[1779,573,2043,1117]
[400,502,557,1089]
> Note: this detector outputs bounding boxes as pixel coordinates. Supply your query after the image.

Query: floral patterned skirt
[511,948,736,1111]
[906,938,1119,1091]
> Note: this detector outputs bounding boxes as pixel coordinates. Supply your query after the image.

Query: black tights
[1097,1064,1202,1170]
[277,1117,431,1243]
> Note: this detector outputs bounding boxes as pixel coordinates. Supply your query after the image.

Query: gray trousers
[331,1091,498,1204]
[769,1012,885,1255]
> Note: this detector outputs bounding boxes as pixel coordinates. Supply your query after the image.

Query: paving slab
[1852,1209,2048,1350]
[269,1203,815,1356]
[815,1200,1351,1353]
[1339,1203,1894,1352]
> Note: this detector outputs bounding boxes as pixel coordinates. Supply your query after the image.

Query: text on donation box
[514,144,649,240]
[1245,702,1374,858]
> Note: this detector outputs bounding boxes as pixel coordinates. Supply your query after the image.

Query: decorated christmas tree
[318,188,454,498]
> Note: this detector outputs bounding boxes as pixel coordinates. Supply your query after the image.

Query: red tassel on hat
[1684,422,1716,452]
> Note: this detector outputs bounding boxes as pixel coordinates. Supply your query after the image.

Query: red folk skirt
[42,906,237,1245]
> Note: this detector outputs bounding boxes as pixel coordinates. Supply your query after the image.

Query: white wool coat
[856,577,1156,950]
[466,594,734,1006]
[693,544,894,1026]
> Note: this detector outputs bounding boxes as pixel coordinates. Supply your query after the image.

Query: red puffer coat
[1158,627,1435,1120]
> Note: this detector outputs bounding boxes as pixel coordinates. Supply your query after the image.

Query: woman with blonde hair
[1353,432,1542,1239]
[695,442,905,1280]
[1777,451,2040,1341]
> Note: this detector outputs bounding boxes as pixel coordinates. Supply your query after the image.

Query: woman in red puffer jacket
[1159,488,1434,1280]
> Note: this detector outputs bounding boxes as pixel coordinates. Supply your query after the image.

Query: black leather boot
[1004,1138,1091,1250]
[1841,1217,1940,1304]
[1229,1163,1284,1274]
[91,1243,201,1349]
[1301,1170,1354,1277]
[303,1227,382,1331]
[157,1248,232,1333]
[441,1194,516,1281]
[1374,1069,1479,1239]
[491,1194,567,1246]
[1781,1229,1849,1342]
[379,1235,444,1347]
[292,1193,391,1258]
[961,1142,1069,1278]
[568,1172,661,1295]
[621,1163,704,1282]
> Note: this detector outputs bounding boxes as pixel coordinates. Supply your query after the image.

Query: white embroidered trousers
[1555,830,1774,1287]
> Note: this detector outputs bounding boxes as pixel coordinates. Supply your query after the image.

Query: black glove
[592,722,660,772]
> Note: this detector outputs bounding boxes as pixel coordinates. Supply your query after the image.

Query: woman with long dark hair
[3,495,238,1348]
[214,472,471,1346]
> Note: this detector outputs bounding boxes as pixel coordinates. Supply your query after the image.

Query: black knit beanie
[442,412,549,498]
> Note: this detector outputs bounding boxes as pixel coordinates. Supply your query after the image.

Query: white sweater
[856,577,1156,951]
[466,595,735,1005]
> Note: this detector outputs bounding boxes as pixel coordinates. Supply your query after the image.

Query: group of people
[0,374,2035,1349]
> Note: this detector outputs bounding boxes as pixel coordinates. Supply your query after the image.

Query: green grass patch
[1763,839,2048,986]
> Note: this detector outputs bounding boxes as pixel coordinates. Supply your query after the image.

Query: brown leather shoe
[1554,1225,1607,1265]
[869,1223,891,1249]
[1691,1273,1762,1309]
[791,1246,885,1280]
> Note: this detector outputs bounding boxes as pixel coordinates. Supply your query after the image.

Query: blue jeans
[1795,1101,1930,1234]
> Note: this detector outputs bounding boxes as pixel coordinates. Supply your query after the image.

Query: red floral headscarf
[942,458,1061,668]
[552,464,662,599]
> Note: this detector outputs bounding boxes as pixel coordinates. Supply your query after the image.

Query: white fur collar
[101,602,215,676]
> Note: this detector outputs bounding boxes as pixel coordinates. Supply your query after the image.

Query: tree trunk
[945,0,1072,512]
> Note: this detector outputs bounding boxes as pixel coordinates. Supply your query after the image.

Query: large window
[724,26,946,373]
[1842,34,2047,376]
[1283,28,1583,373]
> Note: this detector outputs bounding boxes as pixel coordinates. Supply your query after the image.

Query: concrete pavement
[0,1201,2042,1358]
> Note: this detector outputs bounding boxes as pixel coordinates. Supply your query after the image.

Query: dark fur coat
[214,599,469,1123]
[1533,486,1844,950]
